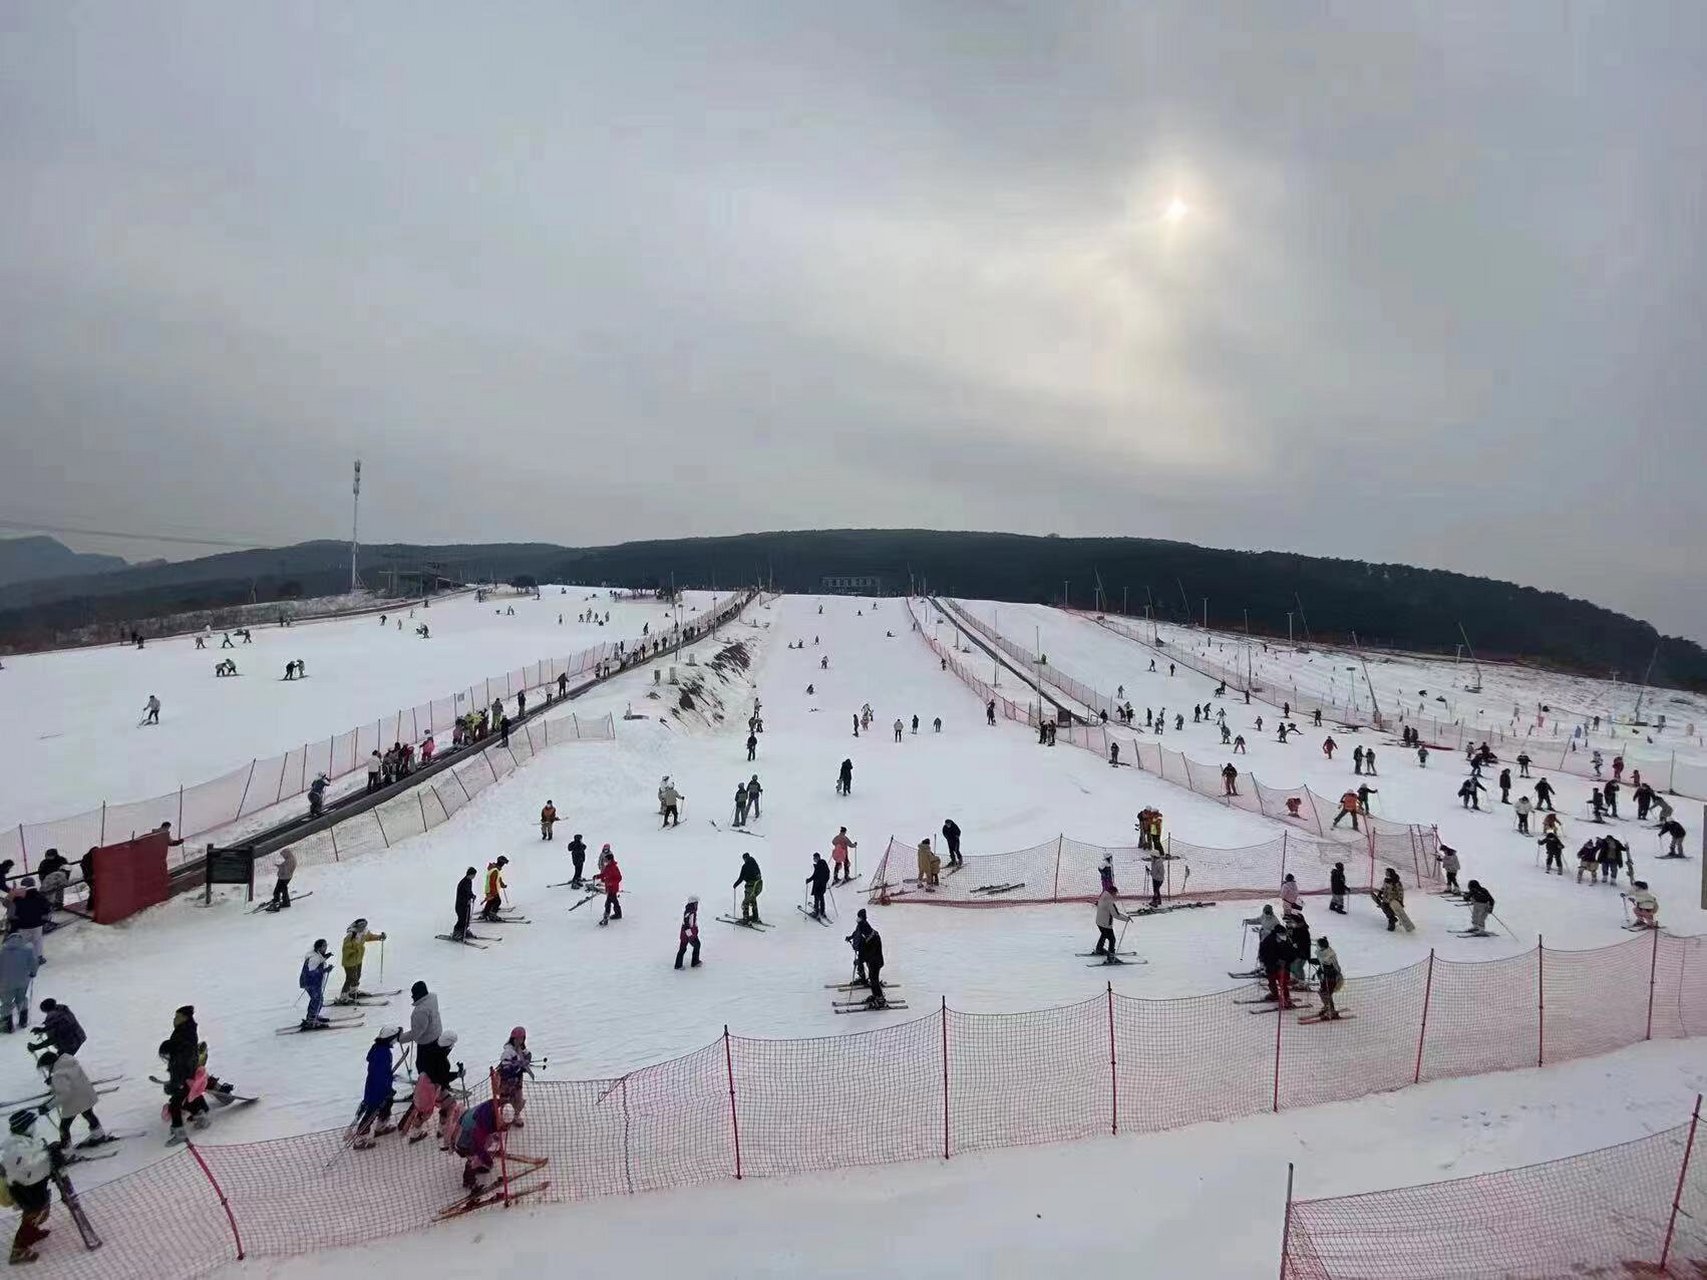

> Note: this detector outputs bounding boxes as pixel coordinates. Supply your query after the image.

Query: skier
[1515,794,1533,834]
[1222,762,1239,797]
[660,779,682,828]
[1322,736,1336,759]
[1374,868,1415,933]
[734,853,763,924]
[1635,782,1656,822]
[733,782,749,828]
[745,732,758,762]
[38,1048,105,1148]
[1591,749,1603,778]
[479,858,509,922]
[1516,751,1532,778]
[1602,779,1620,819]
[594,847,623,924]
[893,718,903,743]
[452,1097,512,1191]
[1353,745,1365,775]
[1463,880,1495,936]
[1658,818,1687,858]
[1458,776,1486,811]
[1417,745,1429,768]
[836,758,854,797]
[143,694,161,725]
[916,839,940,889]
[806,853,831,920]
[2,1110,53,1264]
[452,867,477,941]
[161,1005,200,1145]
[845,909,874,986]
[1145,848,1167,908]
[747,776,763,818]
[831,827,857,883]
[299,939,334,1030]
[986,699,996,726]
[339,919,387,1001]
[1332,790,1361,831]
[1258,918,1296,1008]
[566,833,588,887]
[1597,835,1626,884]
[495,1027,533,1126]
[941,819,962,868]
[675,897,702,969]
[1312,937,1343,1020]
[307,773,329,818]
[1091,887,1131,962]
[1625,881,1660,928]
[540,801,558,841]
[1590,787,1606,823]
[1576,840,1601,883]
[859,927,888,1008]
[1437,845,1461,893]
[1533,776,1555,811]
[1539,829,1565,875]
[352,1026,403,1148]
[29,1001,84,1058]
[1498,769,1512,804]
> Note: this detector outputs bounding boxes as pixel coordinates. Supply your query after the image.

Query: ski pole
[379,937,385,985]
[1117,916,1132,952]
[1490,910,1518,941]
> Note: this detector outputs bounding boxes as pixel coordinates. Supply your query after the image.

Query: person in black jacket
[28,1000,85,1057]
[860,929,888,1008]
[9,882,50,964]
[452,867,477,941]
[941,819,962,868]
[734,854,763,924]
[161,1005,200,1145]
[805,854,831,920]
[1329,861,1348,915]
[566,834,588,888]
[1258,925,1296,1008]
[845,910,873,985]
[1463,880,1496,935]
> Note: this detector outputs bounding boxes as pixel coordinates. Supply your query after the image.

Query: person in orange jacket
[480,857,509,921]
[1331,791,1361,831]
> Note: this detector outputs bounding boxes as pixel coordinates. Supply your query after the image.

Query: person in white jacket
[37,1051,105,1147]
[1,1110,53,1264]
[1091,889,1131,963]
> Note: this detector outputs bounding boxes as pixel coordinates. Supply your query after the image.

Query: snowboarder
[831,827,857,883]
[1463,880,1495,936]
[1328,861,1347,915]
[540,802,558,840]
[806,854,831,920]
[339,919,387,1000]
[1373,869,1414,933]
[734,853,763,923]
[836,758,854,797]
[941,819,962,868]
[143,694,161,725]
[675,897,701,969]
[595,847,622,924]
[452,867,477,941]
[660,779,682,828]
[747,776,763,818]
[299,939,333,1029]
[2,1109,53,1264]
[479,858,509,922]
[1091,888,1130,961]
[352,1026,403,1148]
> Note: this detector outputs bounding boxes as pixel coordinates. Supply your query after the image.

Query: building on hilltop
[821,574,887,595]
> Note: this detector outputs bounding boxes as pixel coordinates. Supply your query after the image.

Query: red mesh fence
[11,932,1706,1277]
[1282,1104,1706,1278]
[1,595,749,870]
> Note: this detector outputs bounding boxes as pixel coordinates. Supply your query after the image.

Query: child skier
[675,897,701,969]
[495,1027,533,1127]
[352,1027,402,1148]
[594,847,622,924]
[299,939,333,1030]
[1,1110,53,1264]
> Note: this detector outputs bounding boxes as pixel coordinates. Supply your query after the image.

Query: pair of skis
[0,1076,123,1110]
[332,989,402,1008]
[435,932,502,948]
[831,997,909,1015]
[971,882,1025,896]
[1132,900,1213,917]
[796,905,833,927]
[276,1014,366,1035]
[248,891,315,914]
[716,916,774,930]
[436,1154,551,1219]
[1080,951,1148,967]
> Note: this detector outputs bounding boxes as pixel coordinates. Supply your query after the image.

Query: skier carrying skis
[734,853,763,924]
[830,827,857,884]
[299,939,333,1030]
[268,846,297,911]
[1463,880,1495,936]
[1091,888,1130,961]
[38,1050,105,1148]
[495,1027,533,1126]
[480,858,509,922]
[351,1027,404,1149]
[452,867,477,941]
[540,802,558,841]
[941,819,962,868]
[339,919,387,1000]
[2,1110,54,1264]
[594,847,622,924]
[675,897,701,969]
[806,854,831,920]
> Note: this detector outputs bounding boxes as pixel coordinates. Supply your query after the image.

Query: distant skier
[1328,861,1347,914]
[836,759,854,797]
[734,853,763,924]
[675,897,701,969]
[595,847,622,924]
[540,801,558,841]
[452,867,477,941]
[268,846,298,911]
[1516,751,1532,778]
[299,938,333,1030]
[806,854,831,920]
[986,699,996,726]
[567,833,588,887]
[893,718,903,743]
[142,694,161,725]
[746,732,758,762]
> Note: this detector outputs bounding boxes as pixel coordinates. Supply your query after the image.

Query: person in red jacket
[674,896,700,969]
[1322,736,1337,759]
[595,846,622,925]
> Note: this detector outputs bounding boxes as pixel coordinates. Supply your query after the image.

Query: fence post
[1052,835,1063,901]
[374,808,390,848]
[1272,983,1284,1113]
[722,1026,742,1180]
[99,803,107,846]
[1536,935,1546,1067]
[186,1141,245,1261]
[235,760,257,817]
[418,790,428,833]
[178,785,185,834]
[1646,925,1661,1041]
[1277,1162,1295,1280]
[1413,949,1435,1084]
[1659,1094,1703,1268]
[329,824,340,863]
[941,997,951,1160]
[1107,982,1118,1137]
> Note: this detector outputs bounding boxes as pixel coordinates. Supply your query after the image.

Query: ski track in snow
[3,590,1703,1266]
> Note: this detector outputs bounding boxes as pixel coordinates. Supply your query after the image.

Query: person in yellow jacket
[915,839,940,889]
[480,857,510,922]
[340,918,388,1000]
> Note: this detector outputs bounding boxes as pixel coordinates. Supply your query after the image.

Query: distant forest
[1,529,1702,691]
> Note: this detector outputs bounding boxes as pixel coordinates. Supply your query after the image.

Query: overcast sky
[3,3,1704,637]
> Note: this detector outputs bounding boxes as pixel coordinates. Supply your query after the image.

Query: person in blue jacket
[299,939,332,1030]
[353,1026,402,1147]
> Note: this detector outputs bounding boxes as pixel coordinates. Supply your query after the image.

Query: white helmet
[439,1030,458,1050]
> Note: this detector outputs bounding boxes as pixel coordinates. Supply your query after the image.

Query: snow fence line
[911,598,1441,888]
[868,827,1432,907]
[1280,1096,1706,1277]
[0,592,752,871]
[12,929,1706,1279]
[1085,608,1707,804]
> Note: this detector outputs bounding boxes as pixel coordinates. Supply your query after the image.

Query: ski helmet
[496,856,509,867]
[377,1026,402,1040]
[8,1109,36,1134]
[601,842,612,854]
[313,938,328,953]
[440,1031,458,1049]
[510,1026,526,1042]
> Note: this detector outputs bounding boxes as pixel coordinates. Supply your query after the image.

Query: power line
[0,518,270,551]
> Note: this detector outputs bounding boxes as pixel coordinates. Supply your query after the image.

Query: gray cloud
[3,2,1703,637]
